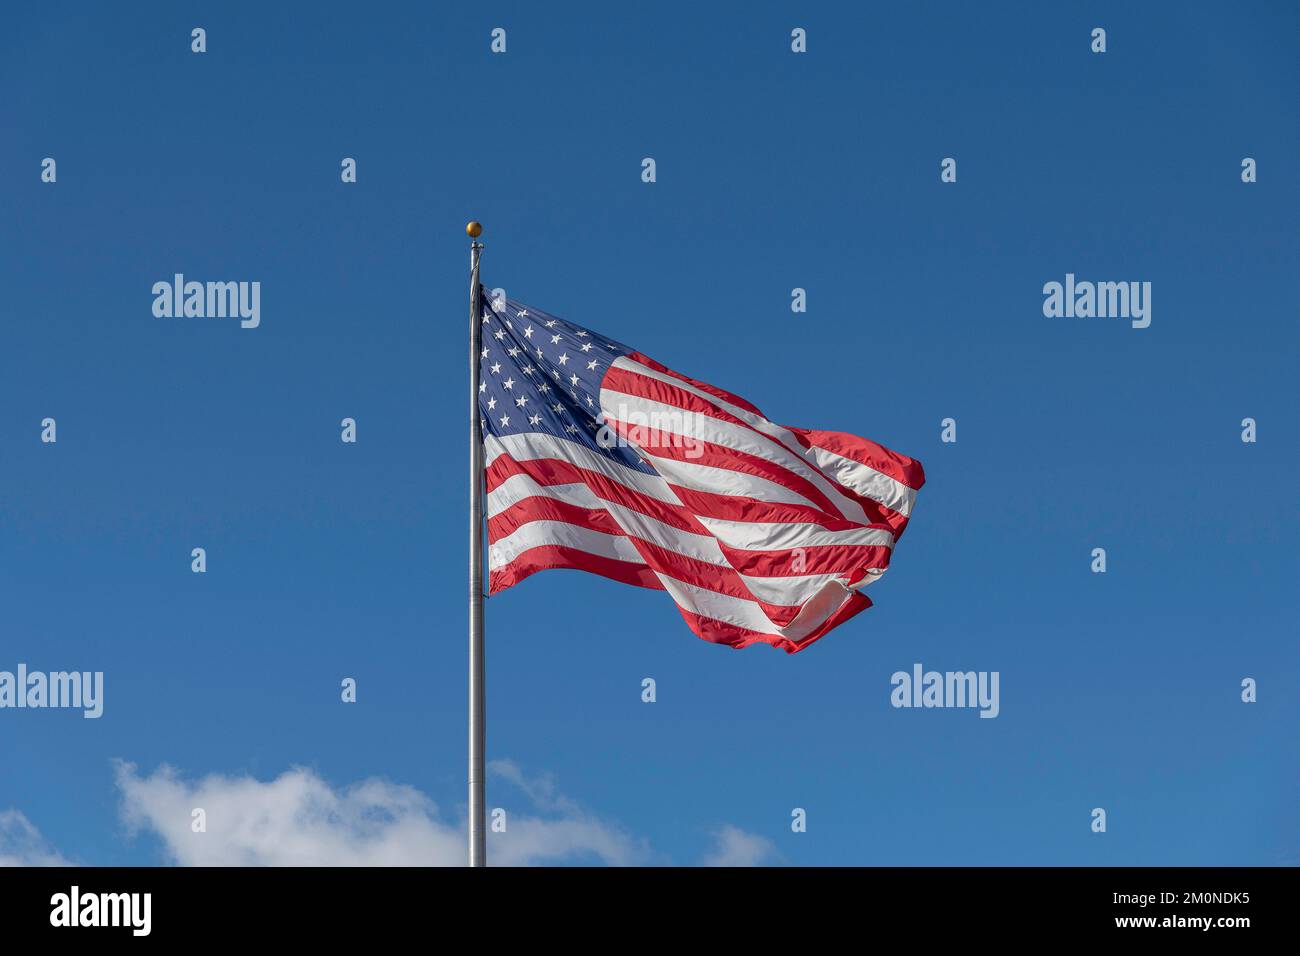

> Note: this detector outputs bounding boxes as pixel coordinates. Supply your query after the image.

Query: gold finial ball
[466,221,482,238]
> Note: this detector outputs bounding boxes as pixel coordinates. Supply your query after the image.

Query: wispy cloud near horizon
[0,810,73,867]
[4,762,780,867]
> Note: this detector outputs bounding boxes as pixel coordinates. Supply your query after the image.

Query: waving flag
[478,289,924,653]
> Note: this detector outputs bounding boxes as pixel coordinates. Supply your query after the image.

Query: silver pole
[467,225,486,867]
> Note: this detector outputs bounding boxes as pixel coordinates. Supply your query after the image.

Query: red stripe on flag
[625,351,767,418]
[490,489,810,627]
[486,452,707,534]
[717,542,893,579]
[488,545,663,594]
[604,415,846,519]
[487,495,625,543]
[674,591,872,654]
[786,425,926,491]
[604,366,912,531]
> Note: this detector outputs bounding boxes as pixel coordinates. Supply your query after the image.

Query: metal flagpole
[466,220,487,867]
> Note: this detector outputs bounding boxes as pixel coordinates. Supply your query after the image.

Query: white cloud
[0,810,73,867]
[114,760,460,866]
[487,759,649,865]
[6,766,772,868]
[700,824,778,867]
[488,758,580,815]
[114,759,647,866]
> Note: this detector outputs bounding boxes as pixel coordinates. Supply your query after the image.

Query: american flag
[479,288,925,653]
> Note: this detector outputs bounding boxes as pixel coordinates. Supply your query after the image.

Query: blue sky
[1,0,1296,866]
